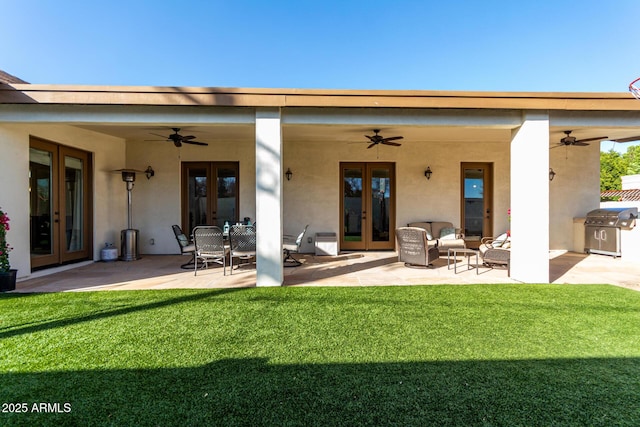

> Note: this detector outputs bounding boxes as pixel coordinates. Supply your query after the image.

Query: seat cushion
[436,238,466,252]
[439,227,457,240]
[430,222,454,240]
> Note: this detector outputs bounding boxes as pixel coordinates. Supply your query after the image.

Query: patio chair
[172,224,196,269]
[229,224,257,274]
[283,224,309,267]
[396,227,439,268]
[193,226,229,276]
[478,233,511,276]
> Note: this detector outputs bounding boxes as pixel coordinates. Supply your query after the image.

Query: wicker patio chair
[193,226,228,276]
[229,224,257,274]
[395,227,440,268]
[478,234,511,276]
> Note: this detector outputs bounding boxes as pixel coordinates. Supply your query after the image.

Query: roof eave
[1,83,639,111]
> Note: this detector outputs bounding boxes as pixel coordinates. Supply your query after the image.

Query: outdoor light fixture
[285,168,293,181]
[549,168,556,181]
[145,166,155,180]
[424,166,432,180]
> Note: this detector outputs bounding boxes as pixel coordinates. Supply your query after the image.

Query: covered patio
[13,251,640,293]
[3,80,640,287]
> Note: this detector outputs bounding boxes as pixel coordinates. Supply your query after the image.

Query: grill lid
[585,207,638,227]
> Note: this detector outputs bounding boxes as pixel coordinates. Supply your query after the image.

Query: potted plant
[0,207,16,291]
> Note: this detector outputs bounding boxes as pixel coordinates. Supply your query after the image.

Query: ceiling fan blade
[183,140,208,146]
[381,136,403,142]
[149,133,169,139]
[611,135,640,143]
[572,141,589,146]
[550,144,564,149]
[365,135,376,142]
[576,136,608,143]
[367,142,377,149]
[381,141,402,147]
[181,135,197,140]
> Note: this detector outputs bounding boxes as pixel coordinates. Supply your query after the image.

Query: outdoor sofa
[407,221,466,254]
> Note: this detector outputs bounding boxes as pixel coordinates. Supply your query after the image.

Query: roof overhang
[2,83,640,111]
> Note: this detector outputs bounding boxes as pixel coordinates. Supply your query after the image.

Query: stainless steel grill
[584,208,638,257]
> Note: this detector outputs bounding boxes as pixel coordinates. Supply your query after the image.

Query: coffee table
[447,248,479,274]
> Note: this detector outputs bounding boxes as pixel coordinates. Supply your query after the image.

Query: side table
[447,248,479,274]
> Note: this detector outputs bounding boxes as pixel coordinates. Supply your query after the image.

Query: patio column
[255,108,284,287]
[510,112,550,283]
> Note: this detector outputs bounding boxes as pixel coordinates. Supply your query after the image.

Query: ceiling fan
[147,128,208,147]
[364,129,403,149]
[551,130,607,148]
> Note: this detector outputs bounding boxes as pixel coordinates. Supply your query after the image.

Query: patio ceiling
[76,122,640,146]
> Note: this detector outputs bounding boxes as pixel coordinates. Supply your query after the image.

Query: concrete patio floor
[10,250,640,293]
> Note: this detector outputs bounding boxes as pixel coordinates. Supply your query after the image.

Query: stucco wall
[549,141,601,250]
[0,124,125,279]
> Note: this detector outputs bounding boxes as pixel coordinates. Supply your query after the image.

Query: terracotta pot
[0,269,17,292]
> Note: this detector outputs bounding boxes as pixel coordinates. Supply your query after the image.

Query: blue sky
[3,0,640,151]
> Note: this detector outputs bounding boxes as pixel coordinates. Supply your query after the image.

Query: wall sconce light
[424,166,433,180]
[145,166,155,180]
[549,168,556,181]
[285,168,293,181]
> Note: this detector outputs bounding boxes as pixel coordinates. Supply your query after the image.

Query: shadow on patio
[10,251,640,293]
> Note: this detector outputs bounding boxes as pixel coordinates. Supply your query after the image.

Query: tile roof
[0,70,29,84]
[601,189,640,201]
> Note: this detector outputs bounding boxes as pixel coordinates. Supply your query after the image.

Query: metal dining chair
[228,225,256,274]
[283,224,309,267]
[193,226,229,276]
[172,224,196,269]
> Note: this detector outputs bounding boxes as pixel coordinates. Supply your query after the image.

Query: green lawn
[1,285,640,426]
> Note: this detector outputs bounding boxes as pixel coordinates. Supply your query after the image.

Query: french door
[181,162,239,233]
[29,138,93,269]
[340,162,395,250]
[460,162,493,248]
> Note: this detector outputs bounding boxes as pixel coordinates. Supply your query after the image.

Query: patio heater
[114,169,143,261]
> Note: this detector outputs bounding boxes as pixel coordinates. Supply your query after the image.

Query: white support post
[510,112,550,283]
[255,108,284,287]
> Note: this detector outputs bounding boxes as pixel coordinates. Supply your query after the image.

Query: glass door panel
[370,166,391,243]
[463,168,484,240]
[215,165,238,227]
[29,146,56,262]
[64,156,84,252]
[341,166,364,248]
[186,166,209,233]
[461,163,493,248]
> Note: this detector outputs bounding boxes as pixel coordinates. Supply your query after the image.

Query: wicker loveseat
[407,221,466,254]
